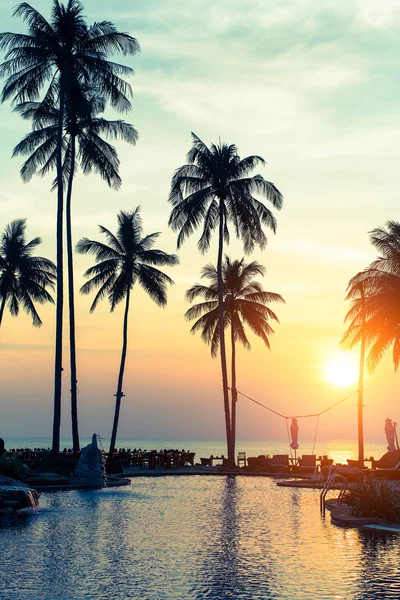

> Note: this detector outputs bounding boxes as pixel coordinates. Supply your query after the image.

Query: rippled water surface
[2,477,400,600]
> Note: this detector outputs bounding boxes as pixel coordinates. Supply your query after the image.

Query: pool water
[1,476,400,600]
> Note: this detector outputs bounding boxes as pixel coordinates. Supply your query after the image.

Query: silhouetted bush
[343,476,400,522]
[0,455,30,481]
[105,459,123,475]
[34,456,78,475]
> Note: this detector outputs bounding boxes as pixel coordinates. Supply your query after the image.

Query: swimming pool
[1,476,400,599]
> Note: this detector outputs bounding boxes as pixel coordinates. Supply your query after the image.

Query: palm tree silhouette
[342,281,367,466]
[344,221,400,373]
[185,257,284,461]
[169,133,283,465]
[0,219,56,327]
[13,91,138,452]
[0,0,139,454]
[76,208,178,453]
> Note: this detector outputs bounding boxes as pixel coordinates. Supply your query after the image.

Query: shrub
[343,476,400,522]
[33,455,78,475]
[0,455,31,481]
[105,459,123,475]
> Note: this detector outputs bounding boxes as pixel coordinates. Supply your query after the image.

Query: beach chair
[186,452,196,466]
[369,449,400,480]
[299,455,316,472]
[237,452,247,468]
[269,454,289,474]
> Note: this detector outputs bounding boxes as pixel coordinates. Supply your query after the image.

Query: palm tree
[342,281,367,466]
[343,221,400,464]
[0,0,139,454]
[0,218,56,327]
[344,222,400,372]
[76,208,178,452]
[168,133,283,465]
[185,257,284,461]
[12,92,138,452]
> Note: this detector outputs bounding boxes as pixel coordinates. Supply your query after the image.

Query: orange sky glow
[1,0,400,448]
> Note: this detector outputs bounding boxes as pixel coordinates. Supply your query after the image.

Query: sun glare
[323,352,359,388]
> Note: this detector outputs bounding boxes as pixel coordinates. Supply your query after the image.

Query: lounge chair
[186,452,196,466]
[371,449,400,469]
[269,454,289,474]
[299,455,317,476]
[237,452,247,468]
[247,456,271,470]
[369,449,400,479]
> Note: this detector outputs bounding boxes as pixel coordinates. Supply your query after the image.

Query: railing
[320,474,348,515]
[312,463,335,486]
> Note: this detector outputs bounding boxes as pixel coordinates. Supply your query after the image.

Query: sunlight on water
[7,436,390,464]
[1,477,400,599]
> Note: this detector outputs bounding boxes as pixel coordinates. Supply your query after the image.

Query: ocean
[5,435,391,464]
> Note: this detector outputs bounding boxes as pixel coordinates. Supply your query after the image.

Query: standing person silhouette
[0,435,5,455]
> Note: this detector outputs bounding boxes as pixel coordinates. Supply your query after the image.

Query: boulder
[0,485,39,513]
[0,475,26,487]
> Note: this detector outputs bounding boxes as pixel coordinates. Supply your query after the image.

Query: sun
[323,352,358,388]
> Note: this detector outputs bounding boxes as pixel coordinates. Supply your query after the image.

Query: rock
[0,485,39,513]
[25,473,70,486]
[0,475,26,487]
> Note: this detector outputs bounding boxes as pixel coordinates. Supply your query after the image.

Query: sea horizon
[5,435,392,466]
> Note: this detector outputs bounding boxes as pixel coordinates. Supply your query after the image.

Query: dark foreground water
[1,477,400,600]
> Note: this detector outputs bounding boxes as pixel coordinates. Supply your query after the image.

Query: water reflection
[2,479,400,599]
[355,530,400,599]
[195,477,248,599]
[214,477,243,597]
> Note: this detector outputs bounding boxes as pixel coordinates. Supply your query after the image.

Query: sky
[1,0,400,449]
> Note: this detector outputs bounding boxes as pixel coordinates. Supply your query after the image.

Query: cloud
[357,0,400,29]
[305,127,400,159]
[274,239,374,265]
[307,64,363,89]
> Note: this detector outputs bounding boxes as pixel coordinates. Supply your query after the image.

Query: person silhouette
[0,435,5,455]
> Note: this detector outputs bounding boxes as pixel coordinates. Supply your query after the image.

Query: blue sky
[1,0,400,445]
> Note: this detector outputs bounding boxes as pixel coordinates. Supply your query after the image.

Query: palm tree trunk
[52,90,65,457]
[217,200,233,466]
[230,323,237,463]
[66,136,80,453]
[0,296,6,326]
[109,288,131,453]
[358,287,366,466]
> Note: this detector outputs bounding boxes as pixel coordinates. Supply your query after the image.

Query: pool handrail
[320,473,348,515]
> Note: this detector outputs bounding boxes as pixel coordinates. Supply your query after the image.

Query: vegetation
[0,219,56,327]
[185,257,284,460]
[12,90,138,452]
[343,476,400,522]
[0,0,139,454]
[76,208,178,452]
[169,133,283,466]
[0,4,289,460]
[342,281,367,464]
[344,221,400,373]
[0,454,30,481]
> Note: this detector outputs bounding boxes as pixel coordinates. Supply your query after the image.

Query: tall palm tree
[342,281,367,466]
[169,133,283,465]
[76,208,178,453]
[344,222,400,373]
[185,257,284,461]
[0,218,56,327]
[13,92,138,452]
[0,0,139,454]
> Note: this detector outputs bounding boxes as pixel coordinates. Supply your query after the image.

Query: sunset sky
[1,0,400,447]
